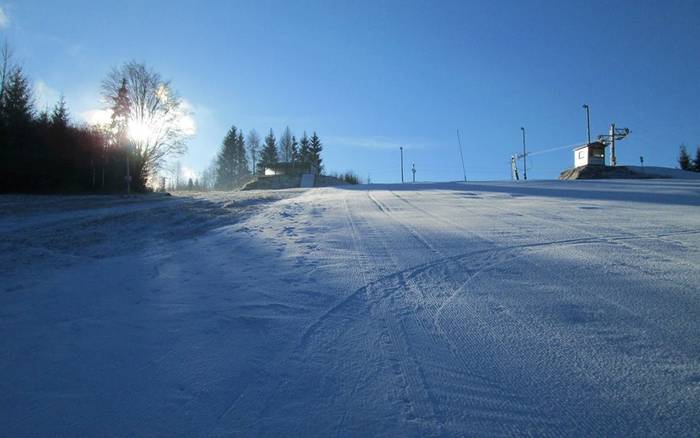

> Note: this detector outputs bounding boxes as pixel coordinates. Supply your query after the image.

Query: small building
[263,162,318,177]
[573,142,606,168]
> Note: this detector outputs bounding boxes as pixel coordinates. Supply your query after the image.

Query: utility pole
[400,146,404,183]
[456,129,467,182]
[583,104,591,145]
[640,156,644,172]
[412,163,416,183]
[521,127,527,181]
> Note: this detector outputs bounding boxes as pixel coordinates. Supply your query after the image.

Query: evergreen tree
[309,132,323,174]
[50,95,69,129]
[107,78,136,190]
[299,132,310,164]
[215,126,240,190]
[2,66,34,131]
[258,129,279,174]
[235,130,250,183]
[0,66,34,191]
[187,177,194,190]
[109,79,130,147]
[678,144,691,170]
[693,147,700,172]
[36,109,50,126]
[291,135,299,163]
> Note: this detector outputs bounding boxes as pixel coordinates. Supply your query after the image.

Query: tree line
[0,42,189,194]
[678,145,700,172]
[209,125,324,190]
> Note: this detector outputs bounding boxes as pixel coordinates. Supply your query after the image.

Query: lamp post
[400,146,404,183]
[520,127,527,181]
[582,104,591,145]
[125,152,130,195]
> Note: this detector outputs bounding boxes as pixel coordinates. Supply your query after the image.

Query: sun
[127,119,153,144]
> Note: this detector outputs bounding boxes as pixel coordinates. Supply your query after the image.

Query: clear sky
[3,0,700,182]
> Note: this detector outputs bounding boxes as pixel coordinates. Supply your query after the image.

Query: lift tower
[597,124,630,167]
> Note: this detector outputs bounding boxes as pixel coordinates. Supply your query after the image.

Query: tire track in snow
[382,189,637,434]
[360,190,565,434]
[396,189,700,434]
[349,192,442,433]
[211,191,430,436]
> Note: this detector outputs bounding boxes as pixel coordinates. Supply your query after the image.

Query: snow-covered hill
[625,165,700,179]
[1,180,699,436]
[560,164,700,180]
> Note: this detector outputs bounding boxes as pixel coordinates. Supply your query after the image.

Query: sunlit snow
[1,180,699,436]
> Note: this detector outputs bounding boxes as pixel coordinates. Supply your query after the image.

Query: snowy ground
[1,180,700,436]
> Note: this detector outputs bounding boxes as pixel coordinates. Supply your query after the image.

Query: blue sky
[3,0,700,181]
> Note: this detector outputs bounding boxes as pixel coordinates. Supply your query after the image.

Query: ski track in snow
[1,180,699,437]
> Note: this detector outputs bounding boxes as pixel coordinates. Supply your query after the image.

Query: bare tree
[279,126,293,162]
[246,129,261,174]
[101,62,191,184]
[174,160,182,189]
[0,40,13,104]
[200,158,218,191]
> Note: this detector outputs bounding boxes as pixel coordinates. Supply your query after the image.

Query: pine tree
[258,129,279,174]
[693,147,700,172]
[299,132,310,164]
[109,79,130,147]
[678,144,691,170]
[50,95,69,129]
[309,132,323,174]
[0,66,34,191]
[36,109,50,126]
[235,130,250,183]
[106,78,133,190]
[2,66,34,131]
[291,135,299,163]
[215,126,239,189]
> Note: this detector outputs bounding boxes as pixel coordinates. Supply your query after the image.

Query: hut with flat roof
[573,142,606,168]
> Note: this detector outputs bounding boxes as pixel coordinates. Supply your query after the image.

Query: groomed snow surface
[1,180,699,437]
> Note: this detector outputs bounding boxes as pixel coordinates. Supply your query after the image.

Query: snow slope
[624,165,700,179]
[1,180,699,436]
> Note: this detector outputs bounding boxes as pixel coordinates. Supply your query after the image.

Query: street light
[400,146,404,183]
[582,104,591,145]
[521,127,527,181]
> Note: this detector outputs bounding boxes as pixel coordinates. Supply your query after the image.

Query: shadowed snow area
[1,180,699,436]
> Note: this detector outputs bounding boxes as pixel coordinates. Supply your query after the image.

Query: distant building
[263,162,318,177]
[244,161,321,190]
[573,142,606,168]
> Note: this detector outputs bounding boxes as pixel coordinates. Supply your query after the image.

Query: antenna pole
[583,104,591,145]
[521,127,527,181]
[456,129,467,182]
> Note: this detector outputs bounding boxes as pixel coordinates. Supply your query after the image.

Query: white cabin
[573,142,606,168]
